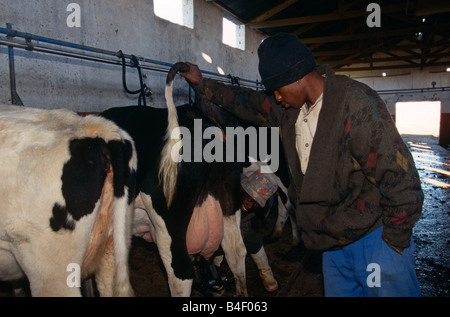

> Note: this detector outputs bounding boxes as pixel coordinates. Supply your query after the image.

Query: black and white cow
[233,115,300,248]
[101,63,247,297]
[0,105,137,296]
[242,160,299,248]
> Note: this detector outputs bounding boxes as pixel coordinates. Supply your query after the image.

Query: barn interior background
[0,0,449,297]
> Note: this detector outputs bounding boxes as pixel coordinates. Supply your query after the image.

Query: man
[181,32,423,297]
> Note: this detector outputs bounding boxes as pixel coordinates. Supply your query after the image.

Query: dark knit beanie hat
[258,32,316,91]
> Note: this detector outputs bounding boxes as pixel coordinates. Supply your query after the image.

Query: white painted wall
[341,66,450,114]
[0,0,264,112]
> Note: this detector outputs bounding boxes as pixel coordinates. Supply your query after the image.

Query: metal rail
[0,23,263,106]
[377,86,450,95]
[2,24,447,105]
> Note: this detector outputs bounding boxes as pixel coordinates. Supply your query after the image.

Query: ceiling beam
[415,2,450,16]
[247,2,421,29]
[338,0,366,12]
[321,53,448,67]
[382,52,421,64]
[334,61,450,72]
[312,40,450,57]
[292,23,320,36]
[317,49,450,66]
[428,46,450,63]
[299,24,450,44]
[247,0,299,24]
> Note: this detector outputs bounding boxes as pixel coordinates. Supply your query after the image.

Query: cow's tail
[159,62,190,208]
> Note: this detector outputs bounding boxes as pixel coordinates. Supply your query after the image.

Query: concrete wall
[347,67,449,113]
[0,0,264,111]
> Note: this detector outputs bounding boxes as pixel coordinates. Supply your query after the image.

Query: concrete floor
[405,135,450,297]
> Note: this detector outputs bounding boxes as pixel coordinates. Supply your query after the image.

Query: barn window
[153,0,193,29]
[222,16,245,50]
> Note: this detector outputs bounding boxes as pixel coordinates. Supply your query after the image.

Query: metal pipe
[8,25,446,96]
[6,23,23,106]
[0,25,118,58]
[0,24,263,90]
[377,87,450,95]
[0,37,260,89]
[2,24,446,98]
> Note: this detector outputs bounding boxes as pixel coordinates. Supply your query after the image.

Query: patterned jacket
[193,64,423,252]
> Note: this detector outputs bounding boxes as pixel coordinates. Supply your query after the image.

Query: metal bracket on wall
[6,23,23,106]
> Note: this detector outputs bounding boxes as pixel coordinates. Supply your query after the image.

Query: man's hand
[180,62,203,85]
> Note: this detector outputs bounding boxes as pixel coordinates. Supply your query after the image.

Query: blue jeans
[322,226,421,297]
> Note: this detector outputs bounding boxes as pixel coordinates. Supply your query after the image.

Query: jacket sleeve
[193,78,282,127]
[347,85,423,253]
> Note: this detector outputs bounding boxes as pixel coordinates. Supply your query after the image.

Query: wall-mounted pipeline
[0,23,264,107]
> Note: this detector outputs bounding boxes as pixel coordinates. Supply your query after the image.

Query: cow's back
[0,105,136,296]
[101,105,240,216]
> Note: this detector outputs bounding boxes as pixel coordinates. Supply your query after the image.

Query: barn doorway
[395,101,441,137]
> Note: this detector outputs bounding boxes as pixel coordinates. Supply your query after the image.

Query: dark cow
[101,63,247,296]
[231,116,300,248]
[242,161,299,248]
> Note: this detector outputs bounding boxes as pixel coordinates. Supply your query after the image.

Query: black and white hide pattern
[0,105,137,296]
[242,160,300,247]
[238,123,300,247]
[101,62,247,297]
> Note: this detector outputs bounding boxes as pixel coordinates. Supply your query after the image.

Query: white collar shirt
[294,93,323,175]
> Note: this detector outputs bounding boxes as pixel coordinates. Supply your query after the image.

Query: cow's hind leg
[140,193,193,297]
[152,215,193,296]
[265,195,289,243]
[221,210,248,297]
[9,242,82,296]
[83,170,134,297]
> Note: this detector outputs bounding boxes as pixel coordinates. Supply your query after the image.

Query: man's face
[241,189,259,212]
[273,77,306,109]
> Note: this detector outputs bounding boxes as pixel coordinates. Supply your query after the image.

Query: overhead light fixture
[446,67,450,72]
[382,72,387,77]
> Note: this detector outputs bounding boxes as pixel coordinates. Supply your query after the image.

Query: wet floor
[404,135,450,297]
